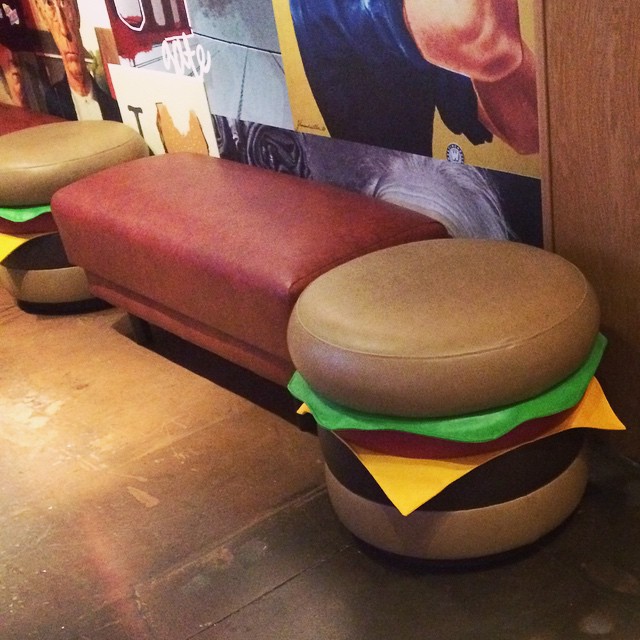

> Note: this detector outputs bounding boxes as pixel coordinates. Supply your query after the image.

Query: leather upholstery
[288,239,600,416]
[0,212,57,235]
[324,451,588,560]
[319,427,585,511]
[51,153,449,385]
[0,104,65,233]
[0,120,149,206]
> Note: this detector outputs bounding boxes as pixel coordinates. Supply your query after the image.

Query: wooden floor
[2,286,640,639]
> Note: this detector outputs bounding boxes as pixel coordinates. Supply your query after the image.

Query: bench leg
[129,314,153,345]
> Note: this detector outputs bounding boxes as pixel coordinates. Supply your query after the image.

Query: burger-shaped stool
[287,239,608,561]
[0,120,149,313]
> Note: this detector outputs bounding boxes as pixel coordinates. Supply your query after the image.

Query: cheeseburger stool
[287,239,601,561]
[0,120,149,310]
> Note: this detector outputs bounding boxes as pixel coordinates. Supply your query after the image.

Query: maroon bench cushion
[52,153,448,384]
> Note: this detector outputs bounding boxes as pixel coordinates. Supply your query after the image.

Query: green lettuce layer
[0,205,51,223]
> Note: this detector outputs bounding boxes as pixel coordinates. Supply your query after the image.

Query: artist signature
[296,120,327,133]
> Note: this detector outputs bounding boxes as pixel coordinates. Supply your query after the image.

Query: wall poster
[273,0,540,178]
[1,0,544,245]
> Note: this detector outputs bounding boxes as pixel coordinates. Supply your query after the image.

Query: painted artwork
[0,0,544,245]
[104,0,191,67]
[184,0,293,130]
[109,64,218,156]
[273,0,540,178]
[213,117,541,244]
[0,0,27,50]
[7,0,122,120]
[0,42,24,105]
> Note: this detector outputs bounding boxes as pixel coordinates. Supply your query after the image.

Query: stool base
[325,447,588,561]
[0,233,106,315]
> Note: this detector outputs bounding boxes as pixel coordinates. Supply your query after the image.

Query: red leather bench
[51,153,448,385]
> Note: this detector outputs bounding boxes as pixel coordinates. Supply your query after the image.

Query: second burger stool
[0,120,149,312]
[287,239,613,561]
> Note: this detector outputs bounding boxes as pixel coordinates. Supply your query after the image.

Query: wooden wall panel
[540,1,640,457]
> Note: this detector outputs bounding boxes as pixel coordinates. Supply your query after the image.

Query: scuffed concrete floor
[2,286,640,640]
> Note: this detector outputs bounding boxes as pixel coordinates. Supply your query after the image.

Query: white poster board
[109,65,219,157]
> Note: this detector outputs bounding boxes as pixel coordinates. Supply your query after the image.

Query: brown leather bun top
[0,120,148,206]
[288,239,600,417]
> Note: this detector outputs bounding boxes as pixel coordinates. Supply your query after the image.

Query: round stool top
[0,120,149,206]
[287,239,600,417]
